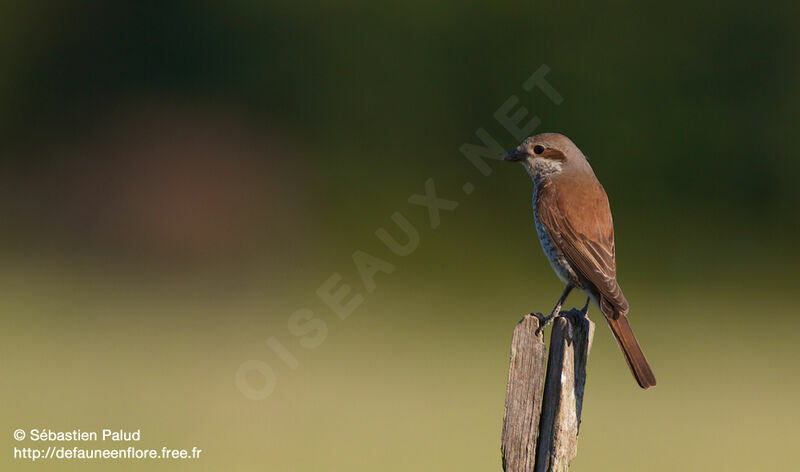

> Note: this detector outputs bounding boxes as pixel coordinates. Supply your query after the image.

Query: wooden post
[501,310,595,472]
[501,314,547,472]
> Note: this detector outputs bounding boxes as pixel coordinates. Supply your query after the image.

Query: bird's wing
[536,176,628,316]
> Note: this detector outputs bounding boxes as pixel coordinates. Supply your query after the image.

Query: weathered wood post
[501,310,595,472]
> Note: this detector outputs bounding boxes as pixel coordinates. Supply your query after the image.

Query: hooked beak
[503,148,528,161]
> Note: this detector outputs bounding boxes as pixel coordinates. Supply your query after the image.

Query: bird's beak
[503,148,528,161]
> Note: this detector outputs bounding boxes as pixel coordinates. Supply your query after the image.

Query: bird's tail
[603,311,657,389]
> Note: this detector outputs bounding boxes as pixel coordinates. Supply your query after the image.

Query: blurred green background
[2,1,799,470]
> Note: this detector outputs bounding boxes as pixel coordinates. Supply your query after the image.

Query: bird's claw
[530,312,555,336]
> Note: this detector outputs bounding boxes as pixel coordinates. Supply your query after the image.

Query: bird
[503,132,656,389]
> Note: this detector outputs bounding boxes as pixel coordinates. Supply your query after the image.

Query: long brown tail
[605,314,657,389]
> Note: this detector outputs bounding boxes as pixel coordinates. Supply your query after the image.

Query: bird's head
[503,133,585,179]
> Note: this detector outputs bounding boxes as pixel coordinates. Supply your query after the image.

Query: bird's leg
[549,285,573,318]
[534,285,573,334]
[580,297,590,316]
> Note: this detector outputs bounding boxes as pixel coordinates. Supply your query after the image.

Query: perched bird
[503,133,656,389]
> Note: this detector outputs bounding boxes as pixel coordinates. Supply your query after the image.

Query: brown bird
[503,133,656,389]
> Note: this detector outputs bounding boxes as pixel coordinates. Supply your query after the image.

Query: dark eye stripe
[533,145,544,154]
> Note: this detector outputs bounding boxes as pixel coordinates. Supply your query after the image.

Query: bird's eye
[533,145,544,155]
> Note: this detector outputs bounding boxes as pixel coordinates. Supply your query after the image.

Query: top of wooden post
[501,310,595,472]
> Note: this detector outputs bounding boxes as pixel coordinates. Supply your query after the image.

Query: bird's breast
[532,180,581,287]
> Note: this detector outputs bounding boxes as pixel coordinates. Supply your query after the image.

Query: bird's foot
[531,312,556,335]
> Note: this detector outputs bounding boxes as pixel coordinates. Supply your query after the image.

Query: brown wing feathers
[536,174,656,388]
[535,177,627,316]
